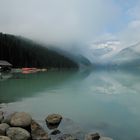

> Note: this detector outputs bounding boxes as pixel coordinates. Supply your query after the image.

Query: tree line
[0,33,78,69]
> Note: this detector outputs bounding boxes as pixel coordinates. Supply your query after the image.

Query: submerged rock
[6,127,30,140]
[0,123,10,136]
[99,137,113,140]
[56,134,78,140]
[0,136,11,140]
[10,112,32,127]
[31,120,50,140]
[50,129,61,135]
[45,114,62,129]
[85,132,100,140]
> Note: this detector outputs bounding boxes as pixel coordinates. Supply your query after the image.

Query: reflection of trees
[0,72,13,81]
[0,71,77,103]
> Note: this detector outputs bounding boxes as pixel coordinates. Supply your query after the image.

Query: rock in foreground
[45,114,62,129]
[6,127,30,140]
[31,120,50,140]
[85,132,100,140]
[0,123,10,135]
[0,112,4,123]
[10,112,32,127]
[2,112,17,124]
[0,136,11,140]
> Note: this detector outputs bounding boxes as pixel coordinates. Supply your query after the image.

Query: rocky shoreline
[0,111,113,140]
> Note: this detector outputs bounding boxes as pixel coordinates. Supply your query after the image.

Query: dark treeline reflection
[0,70,78,103]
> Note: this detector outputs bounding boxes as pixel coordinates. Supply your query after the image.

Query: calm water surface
[0,69,140,140]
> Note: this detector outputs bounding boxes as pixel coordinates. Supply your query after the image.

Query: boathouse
[0,60,12,71]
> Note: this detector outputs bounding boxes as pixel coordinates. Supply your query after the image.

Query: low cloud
[0,0,120,44]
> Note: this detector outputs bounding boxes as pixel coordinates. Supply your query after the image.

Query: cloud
[0,0,120,44]
[118,1,140,45]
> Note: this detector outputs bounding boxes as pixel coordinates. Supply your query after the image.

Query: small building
[0,60,12,72]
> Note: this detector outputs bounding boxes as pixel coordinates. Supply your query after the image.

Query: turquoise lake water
[0,69,140,140]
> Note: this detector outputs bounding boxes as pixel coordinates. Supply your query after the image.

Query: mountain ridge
[0,33,78,69]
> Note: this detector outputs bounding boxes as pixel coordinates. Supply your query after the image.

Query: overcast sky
[0,0,140,45]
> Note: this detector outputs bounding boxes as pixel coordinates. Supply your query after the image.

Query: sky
[0,0,140,47]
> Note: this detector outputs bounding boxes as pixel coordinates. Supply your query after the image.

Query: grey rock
[0,123,10,136]
[0,111,4,123]
[85,132,100,140]
[6,127,30,140]
[45,114,62,129]
[2,112,17,124]
[10,112,32,127]
[31,120,50,140]
[0,136,11,140]
[99,137,113,140]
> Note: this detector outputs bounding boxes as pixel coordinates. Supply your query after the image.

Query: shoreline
[0,109,113,140]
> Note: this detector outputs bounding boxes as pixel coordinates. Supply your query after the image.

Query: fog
[0,0,140,63]
[0,0,119,44]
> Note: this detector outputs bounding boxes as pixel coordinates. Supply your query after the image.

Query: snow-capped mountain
[110,42,140,67]
[88,40,122,64]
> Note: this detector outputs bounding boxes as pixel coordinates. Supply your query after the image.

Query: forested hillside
[0,33,78,68]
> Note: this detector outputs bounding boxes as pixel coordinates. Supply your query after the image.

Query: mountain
[110,42,140,67]
[0,33,78,69]
[49,46,91,68]
[89,40,121,64]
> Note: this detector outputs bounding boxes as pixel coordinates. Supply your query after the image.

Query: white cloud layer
[0,0,120,44]
[0,0,140,63]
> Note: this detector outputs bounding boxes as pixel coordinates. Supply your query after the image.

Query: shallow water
[0,69,140,140]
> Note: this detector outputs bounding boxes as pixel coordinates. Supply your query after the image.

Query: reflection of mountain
[0,71,77,103]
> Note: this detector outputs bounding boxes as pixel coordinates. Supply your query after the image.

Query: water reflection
[1,69,140,140]
[0,70,78,103]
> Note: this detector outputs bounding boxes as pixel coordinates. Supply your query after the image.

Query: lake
[0,69,140,140]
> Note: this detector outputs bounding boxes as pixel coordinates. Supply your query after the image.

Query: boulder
[10,112,32,127]
[99,137,113,140]
[85,132,100,140]
[6,127,30,140]
[0,123,10,135]
[45,114,62,129]
[0,111,4,123]
[2,112,17,124]
[0,136,11,140]
[31,120,50,140]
